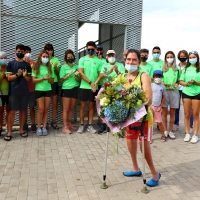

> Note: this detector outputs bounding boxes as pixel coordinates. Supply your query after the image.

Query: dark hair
[24,46,31,52]
[152,46,161,52]
[185,52,200,73]
[140,48,149,54]
[126,49,140,62]
[86,41,96,48]
[44,43,54,56]
[16,44,25,51]
[64,49,76,62]
[177,50,188,59]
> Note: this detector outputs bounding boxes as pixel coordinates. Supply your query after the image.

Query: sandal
[51,121,59,129]
[20,132,28,138]
[160,136,166,142]
[4,135,12,141]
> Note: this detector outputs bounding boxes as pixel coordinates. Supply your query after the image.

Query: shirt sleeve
[59,65,65,78]
[162,85,167,95]
[78,57,84,69]
[31,68,37,77]
[56,58,61,67]
[6,62,13,74]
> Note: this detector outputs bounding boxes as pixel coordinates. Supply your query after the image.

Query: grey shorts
[163,90,180,109]
[9,95,29,111]
[29,92,36,107]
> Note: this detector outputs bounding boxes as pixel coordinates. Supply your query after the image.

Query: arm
[157,94,166,111]
[78,68,92,84]
[141,73,152,105]
[179,80,189,86]
[95,74,106,85]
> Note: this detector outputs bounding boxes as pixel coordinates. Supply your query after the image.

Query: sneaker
[169,132,176,139]
[146,173,161,187]
[164,131,168,138]
[184,134,191,142]
[77,125,84,134]
[31,124,37,132]
[160,136,166,142]
[42,127,48,136]
[173,124,179,131]
[69,124,77,131]
[62,126,72,134]
[87,125,97,134]
[36,128,43,136]
[190,128,193,134]
[190,135,199,144]
[97,124,107,135]
[123,170,142,177]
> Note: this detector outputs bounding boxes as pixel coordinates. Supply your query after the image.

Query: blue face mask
[88,49,95,56]
[125,64,138,72]
[0,59,7,65]
[41,58,49,64]
[153,53,160,60]
[189,58,197,65]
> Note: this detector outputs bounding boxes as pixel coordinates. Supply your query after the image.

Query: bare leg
[162,107,168,131]
[182,98,192,134]
[43,97,51,128]
[80,101,87,124]
[88,102,95,124]
[191,100,200,136]
[62,97,71,127]
[36,97,44,128]
[19,110,26,133]
[29,107,35,125]
[158,122,165,136]
[7,110,16,136]
[169,108,176,132]
[68,98,76,125]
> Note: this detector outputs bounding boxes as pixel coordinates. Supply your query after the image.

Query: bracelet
[88,81,92,84]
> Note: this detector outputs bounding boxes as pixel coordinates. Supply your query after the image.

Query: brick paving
[0,106,200,200]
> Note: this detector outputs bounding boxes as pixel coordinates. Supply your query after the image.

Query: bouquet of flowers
[96,68,147,138]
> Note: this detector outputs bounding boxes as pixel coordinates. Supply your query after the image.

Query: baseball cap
[106,50,116,55]
[96,45,103,49]
[153,70,163,76]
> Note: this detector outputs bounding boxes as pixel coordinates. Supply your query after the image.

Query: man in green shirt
[149,46,164,71]
[78,41,102,134]
[139,48,153,78]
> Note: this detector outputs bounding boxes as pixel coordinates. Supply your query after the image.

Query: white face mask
[166,58,174,64]
[24,53,31,58]
[154,78,162,84]
[108,57,116,64]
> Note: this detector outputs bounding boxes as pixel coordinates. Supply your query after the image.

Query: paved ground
[0,106,200,200]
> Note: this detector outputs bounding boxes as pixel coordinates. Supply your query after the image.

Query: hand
[43,74,50,80]
[174,83,179,88]
[168,84,174,90]
[109,66,115,73]
[157,106,162,112]
[23,69,27,77]
[1,71,5,78]
[91,83,96,92]
[75,71,79,76]
[17,69,23,76]
[68,70,75,76]
[114,65,118,72]
[188,79,195,84]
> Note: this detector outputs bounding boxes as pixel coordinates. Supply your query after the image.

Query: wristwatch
[88,81,92,84]
[15,73,18,77]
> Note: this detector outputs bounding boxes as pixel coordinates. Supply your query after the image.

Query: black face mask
[66,58,75,63]
[140,57,148,62]
[178,57,187,63]
[16,53,24,59]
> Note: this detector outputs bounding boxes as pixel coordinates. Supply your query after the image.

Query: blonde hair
[0,51,7,58]
[162,51,177,72]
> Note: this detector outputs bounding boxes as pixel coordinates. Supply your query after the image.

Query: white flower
[100,97,109,106]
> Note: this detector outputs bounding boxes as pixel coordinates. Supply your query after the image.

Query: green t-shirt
[162,68,179,90]
[50,56,61,82]
[0,71,9,95]
[100,62,125,84]
[60,64,79,89]
[32,65,54,91]
[149,59,164,72]
[79,55,102,89]
[139,62,154,77]
[179,66,200,96]
[98,58,107,86]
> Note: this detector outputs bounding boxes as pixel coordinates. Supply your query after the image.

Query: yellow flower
[123,83,131,90]
[100,97,110,106]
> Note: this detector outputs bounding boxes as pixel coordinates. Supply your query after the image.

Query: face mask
[140,57,148,62]
[189,58,197,65]
[108,57,116,64]
[41,58,49,64]
[16,53,24,59]
[154,78,162,84]
[24,53,31,58]
[178,57,187,63]
[125,64,138,72]
[66,58,75,63]
[153,53,160,60]
[166,58,174,64]
[0,59,7,65]
[87,49,95,56]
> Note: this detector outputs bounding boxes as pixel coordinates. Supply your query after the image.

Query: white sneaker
[173,125,179,131]
[184,134,191,142]
[164,131,168,138]
[190,135,199,144]
[169,132,176,139]
[190,128,193,134]
[77,125,84,134]
[87,125,97,134]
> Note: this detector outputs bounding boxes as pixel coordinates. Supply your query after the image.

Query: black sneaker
[23,123,28,132]
[97,124,107,135]
[31,124,37,132]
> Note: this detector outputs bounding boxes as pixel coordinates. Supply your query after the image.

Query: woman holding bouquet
[123,49,161,187]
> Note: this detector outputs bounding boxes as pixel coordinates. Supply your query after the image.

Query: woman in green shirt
[162,51,180,140]
[179,51,200,144]
[60,49,80,134]
[32,50,54,136]
[44,43,61,130]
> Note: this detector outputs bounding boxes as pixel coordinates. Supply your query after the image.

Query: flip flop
[4,135,12,141]
[20,132,28,138]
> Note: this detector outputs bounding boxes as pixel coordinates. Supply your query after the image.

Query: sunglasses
[189,51,198,55]
[87,49,95,51]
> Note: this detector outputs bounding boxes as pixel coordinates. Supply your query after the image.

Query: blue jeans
[174,90,193,128]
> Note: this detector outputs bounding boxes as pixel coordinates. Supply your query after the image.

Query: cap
[106,50,116,55]
[96,45,103,49]
[153,70,163,76]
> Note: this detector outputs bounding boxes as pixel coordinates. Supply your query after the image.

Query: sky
[78,0,200,60]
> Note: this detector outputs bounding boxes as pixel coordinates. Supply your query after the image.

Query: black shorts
[61,87,79,99]
[9,95,28,111]
[182,92,200,100]
[79,88,98,102]
[28,92,36,107]
[51,82,58,96]
[0,95,9,106]
[35,90,52,99]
